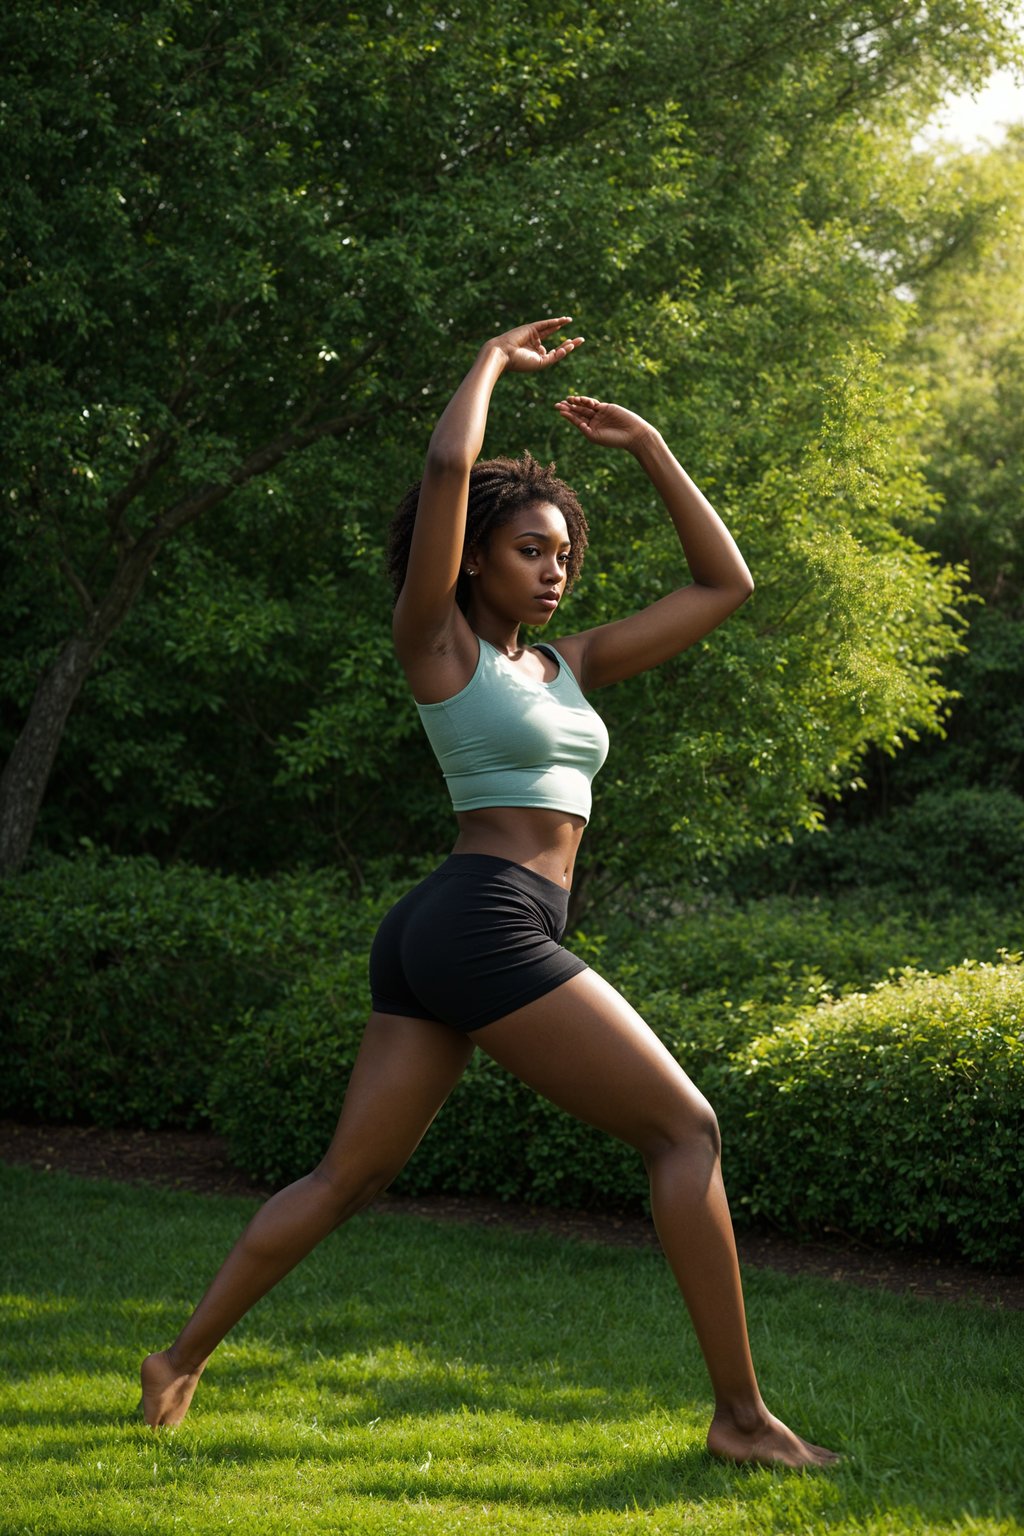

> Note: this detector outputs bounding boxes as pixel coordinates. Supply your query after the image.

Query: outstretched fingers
[554,394,603,432]
[499,318,584,372]
[533,314,575,338]
[539,334,585,366]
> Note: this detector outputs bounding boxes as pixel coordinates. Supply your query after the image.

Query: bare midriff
[452,806,586,890]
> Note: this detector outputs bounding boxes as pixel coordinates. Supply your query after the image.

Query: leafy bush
[208,952,1024,1267]
[5,855,1022,1264]
[733,787,1024,897]
[207,950,639,1203]
[715,958,1024,1266]
[205,953,371,1182]
[583,884,1024,1007]
[0,851,391,1128]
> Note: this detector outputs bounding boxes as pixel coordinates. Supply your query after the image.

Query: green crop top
[416,636,609,823]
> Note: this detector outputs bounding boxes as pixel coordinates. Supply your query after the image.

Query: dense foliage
[722,961,1024,1266]
[4,852,1020,1264]
[4,5,1024,1270]
[4,2,1020,900]
[207,941,1024,1268]
[737,130,1024,898]
[0,853,398,1127]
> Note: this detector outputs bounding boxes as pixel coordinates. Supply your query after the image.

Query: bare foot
[140,1350,206,1429]
[707,1406,841,1470]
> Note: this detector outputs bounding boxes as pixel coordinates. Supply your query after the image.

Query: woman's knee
[310,1154,402,1223]
[642,1088,721,1167]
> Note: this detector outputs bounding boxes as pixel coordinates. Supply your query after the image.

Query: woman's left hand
[554,396,656,453]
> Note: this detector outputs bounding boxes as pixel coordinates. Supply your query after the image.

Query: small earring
[466,568,476,576]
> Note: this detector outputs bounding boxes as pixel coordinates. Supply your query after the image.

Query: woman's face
[468,503,572,627]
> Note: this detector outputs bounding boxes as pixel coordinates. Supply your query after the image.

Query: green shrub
[207,953,1024,1267]
[582,884,1024,1012]
[6,855,1022,1265]
[0,851,389,1128]
[205,977,762,1211]
[715,958,1024,1266]
[205,953,371,1183]
[207,954,634,1204]
[734,787,1024,897]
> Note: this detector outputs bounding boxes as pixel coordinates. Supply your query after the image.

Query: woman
[141,317,838,1470]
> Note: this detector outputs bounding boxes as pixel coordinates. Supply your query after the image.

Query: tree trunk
[0,403,370,877]
[0,515,168,876]
[0,632,99,876]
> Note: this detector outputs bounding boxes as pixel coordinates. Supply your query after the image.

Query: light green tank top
[416,637,609,823]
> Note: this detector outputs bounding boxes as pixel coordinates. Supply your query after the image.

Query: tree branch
[154,403,374,541]
[28,473,98,619]
[58,556,96,620]
[756,582,817,637]
[104,433,180,547]
[102,303,253,549]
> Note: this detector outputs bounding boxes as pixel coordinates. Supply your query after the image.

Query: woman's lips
[536,594,559,608]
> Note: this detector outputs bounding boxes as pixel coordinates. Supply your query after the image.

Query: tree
[728,127,1024,896]
[2,0,1020,899]
[873,127,1024,805]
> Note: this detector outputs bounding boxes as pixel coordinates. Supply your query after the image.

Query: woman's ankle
[711,1394,771,1435]
[164,1344,208,1376]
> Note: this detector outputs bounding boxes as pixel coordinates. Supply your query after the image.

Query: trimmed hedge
[581,884,1024,1006]
[715,960,1024,1267]
[205,951,375,1183]
[734,787,1024,898]
[0,852,394,1128]
[9,855,1016,1135]
[3,855,1022,1264]
[207,956,661,1204]
[206,951,1024,1267]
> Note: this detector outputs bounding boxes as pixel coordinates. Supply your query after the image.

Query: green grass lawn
[1,1163,1022,1535]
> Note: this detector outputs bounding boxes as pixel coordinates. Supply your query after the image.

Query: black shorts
[369,853,588,1032]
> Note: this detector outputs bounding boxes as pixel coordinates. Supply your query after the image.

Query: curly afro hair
[386,452,589,613]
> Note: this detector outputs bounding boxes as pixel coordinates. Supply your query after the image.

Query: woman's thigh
[471,970,717,1156]
[317,1012,476,1186]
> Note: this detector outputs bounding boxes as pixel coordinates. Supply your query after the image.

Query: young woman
[141,317,839,1470]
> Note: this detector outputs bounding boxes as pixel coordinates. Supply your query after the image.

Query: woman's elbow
[425,442,473,478]
[726,573,754,608]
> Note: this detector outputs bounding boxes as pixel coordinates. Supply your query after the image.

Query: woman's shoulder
[394,610,481,706]
[539,634,588,689]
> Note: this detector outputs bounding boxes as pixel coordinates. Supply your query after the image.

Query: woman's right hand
[488,317,585,373]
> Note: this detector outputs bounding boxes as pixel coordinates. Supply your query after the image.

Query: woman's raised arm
[392,319,583,662]
[552,396,754,691]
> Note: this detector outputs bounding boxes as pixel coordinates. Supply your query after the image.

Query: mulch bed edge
[2,1119,1020,1311]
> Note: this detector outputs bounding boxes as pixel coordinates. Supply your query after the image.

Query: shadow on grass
[2,1164,1022,1528]
[1,1402,826,1516]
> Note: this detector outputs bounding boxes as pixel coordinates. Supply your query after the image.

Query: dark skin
[141,319,839,1470]
[441,501,583,889]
